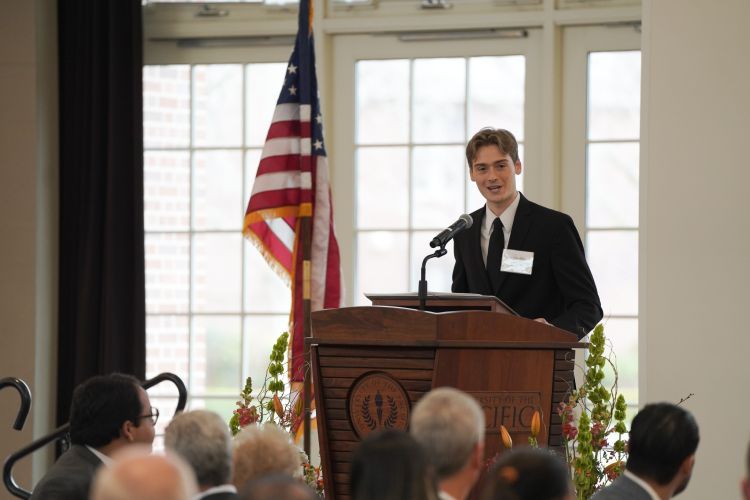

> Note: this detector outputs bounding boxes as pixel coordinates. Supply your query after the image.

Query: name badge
[501,249,534,275]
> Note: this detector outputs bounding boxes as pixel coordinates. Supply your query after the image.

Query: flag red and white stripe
[243,6,342,382]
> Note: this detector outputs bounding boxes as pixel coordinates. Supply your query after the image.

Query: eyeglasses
[138,407,159,426]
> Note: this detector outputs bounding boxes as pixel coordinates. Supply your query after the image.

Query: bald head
[91,447,198,500]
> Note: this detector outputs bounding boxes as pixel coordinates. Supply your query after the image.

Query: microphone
[429,214,473,248]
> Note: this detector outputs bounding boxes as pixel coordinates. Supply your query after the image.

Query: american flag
[243,0,342,382]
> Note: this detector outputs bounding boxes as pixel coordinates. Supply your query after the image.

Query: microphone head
[459,213,473,228]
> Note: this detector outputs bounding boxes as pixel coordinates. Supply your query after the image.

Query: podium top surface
[309,306,585,348]
[365,292,518,315]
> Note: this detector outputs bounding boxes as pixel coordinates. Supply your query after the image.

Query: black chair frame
[2,372,187,499]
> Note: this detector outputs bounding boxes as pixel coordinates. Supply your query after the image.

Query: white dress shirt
[194,484,238,499]
[438,491,458,500]
[85,445,112,467]
[480,192,521,267]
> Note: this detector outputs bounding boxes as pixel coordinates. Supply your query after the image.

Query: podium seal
[348,371,410,439]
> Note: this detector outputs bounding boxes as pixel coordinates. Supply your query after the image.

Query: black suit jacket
[452,194,602,338]
[29,444,103,500]
[591,474,652,499]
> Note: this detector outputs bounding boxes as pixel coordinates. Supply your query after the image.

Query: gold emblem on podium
[348,371,410,439]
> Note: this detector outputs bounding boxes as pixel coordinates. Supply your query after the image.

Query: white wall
[640,0,750,498]
[0,0,57,497]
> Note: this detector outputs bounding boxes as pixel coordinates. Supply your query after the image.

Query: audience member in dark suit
[350,429,438,500]
[238,474,317,500]
[165,409,239,500]
[592,402,700,500]
[29,373,157,500]
[452,128,602,338]
[410,387,485,500]
[90,446,197,500]
[481,447,573,500]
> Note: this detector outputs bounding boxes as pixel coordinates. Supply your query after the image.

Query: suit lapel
[493,193,533,295]
[507,193,533,249]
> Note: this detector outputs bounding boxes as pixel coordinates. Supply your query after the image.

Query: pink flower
[563,422,578,440]
[591,421,604,437]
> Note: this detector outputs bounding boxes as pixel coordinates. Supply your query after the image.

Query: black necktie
[487,217,504,291]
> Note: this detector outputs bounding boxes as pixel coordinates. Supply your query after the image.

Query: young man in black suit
[30,373,157,500]
[452,128,602,338]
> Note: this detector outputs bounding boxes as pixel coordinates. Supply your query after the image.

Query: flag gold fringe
[243,203,312,228]
[243,202,313,381]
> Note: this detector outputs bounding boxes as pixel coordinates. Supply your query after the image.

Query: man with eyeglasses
[30,373,157,500]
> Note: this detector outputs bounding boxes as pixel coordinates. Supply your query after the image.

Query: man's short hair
[626,402,700,485]
[69,373,144,448]
[232,424,301,489]
[165,410,232,488]
[465,128,520,168]
[410,387,485,479]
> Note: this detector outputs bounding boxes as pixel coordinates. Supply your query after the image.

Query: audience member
[90,446,198,500]
[350,429,438,500]
[410,387,485,500]
[238,474,317,500]
[481,448,573,500]
[29,373,157,500]
[165,409,238,499]
[592,402,699,499]
[232,423,302,489]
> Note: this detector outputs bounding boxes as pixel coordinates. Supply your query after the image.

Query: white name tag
[501,249,534,275]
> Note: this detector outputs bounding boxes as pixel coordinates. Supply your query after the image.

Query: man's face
[132,387,156,450]
[469,144,522,215]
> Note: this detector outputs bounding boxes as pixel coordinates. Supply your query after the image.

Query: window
[562,25,641,412]
[143,2,643,433]
[143,62,291,438]
[332,33,541,305]
[585,50,641,408]
[354,55,526,303]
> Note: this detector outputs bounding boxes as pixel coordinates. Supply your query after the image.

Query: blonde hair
[232,424,302,489]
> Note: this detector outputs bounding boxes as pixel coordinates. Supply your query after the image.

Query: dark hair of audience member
[69,373,144,447]
[239,474,317,500]
[350,429,438,500]
[481,447,572,500]
[626,402,700,485]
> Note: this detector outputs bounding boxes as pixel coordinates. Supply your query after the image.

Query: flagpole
[301,215,312,458]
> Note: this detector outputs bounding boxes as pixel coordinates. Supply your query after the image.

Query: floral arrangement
[493,324,628,499]
[558,323,628,499]
[229,331,324,496]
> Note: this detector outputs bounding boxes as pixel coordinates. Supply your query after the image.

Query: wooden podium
[308,294,584,500]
